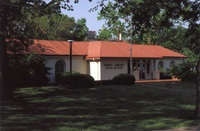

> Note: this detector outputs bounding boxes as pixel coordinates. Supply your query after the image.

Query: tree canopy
[97,28,112,41]
[98,0,199,47]
[33,13,88,41]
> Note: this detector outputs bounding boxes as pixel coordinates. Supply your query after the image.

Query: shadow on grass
[0,82,199,131]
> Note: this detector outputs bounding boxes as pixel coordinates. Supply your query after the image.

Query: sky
[61,0,105,33]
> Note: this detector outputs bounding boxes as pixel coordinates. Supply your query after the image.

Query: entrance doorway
[140,60,151,79]
[128,59,152,80]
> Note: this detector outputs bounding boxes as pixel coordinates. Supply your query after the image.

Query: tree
[141,26,188,51]
[33,14,88,41]
[98,0,200,118]
[194,59,200,118]
[73,18,89,41]
[96,24,128,41]
[96,28,112,40]
[186,17,200,118]
[97,1,130,41]
[0,0,92,101]
[34,13,76,40]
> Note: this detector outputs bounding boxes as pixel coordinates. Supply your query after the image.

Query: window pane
[55,61,65,74]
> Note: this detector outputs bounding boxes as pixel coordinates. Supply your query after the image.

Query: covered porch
[128,59,160,80]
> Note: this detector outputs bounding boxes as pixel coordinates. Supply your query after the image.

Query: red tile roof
[30,40,88,56]
[29,40,186,59]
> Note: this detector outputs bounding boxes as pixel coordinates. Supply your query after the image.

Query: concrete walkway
[136,79,181,83]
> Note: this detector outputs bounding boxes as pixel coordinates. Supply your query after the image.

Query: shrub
[160,72,172,79]
[181,71,197,82]
[169,60,196,82]
[56,72,95,88]
[55,71,80,85]
[9,53,50,87]
[112,74,135,85]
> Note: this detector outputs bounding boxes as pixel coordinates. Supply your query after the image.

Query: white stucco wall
[101,58,128,80]
[72,56,88,74]
[155,58,184,71]
[45,56,184,83]
[45,56,87,83]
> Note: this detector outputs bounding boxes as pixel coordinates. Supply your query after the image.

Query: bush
[56,72,95,88]
[9,53,50,87]
[181,71,197,82]
[160,72,172,79]
[55,71,80,85]
[169,60,196,82]
[112,74,135,85]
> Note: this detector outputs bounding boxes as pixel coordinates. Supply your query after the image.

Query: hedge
[56,72,95,88]
[112,74,135,85]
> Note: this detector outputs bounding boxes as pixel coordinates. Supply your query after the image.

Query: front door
[140,60,151,79]
[128,59,153,80]
[90,61,101,80]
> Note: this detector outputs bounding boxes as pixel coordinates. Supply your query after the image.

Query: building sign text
[104,63,124,69]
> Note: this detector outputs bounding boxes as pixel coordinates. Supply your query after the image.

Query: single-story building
[30,40,186,83]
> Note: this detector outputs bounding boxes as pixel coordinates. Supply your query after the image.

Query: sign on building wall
[104,63,125,69]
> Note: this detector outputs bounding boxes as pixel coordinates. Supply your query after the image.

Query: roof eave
[163,56,187,58]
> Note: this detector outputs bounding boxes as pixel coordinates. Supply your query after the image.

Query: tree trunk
[0,5,13,102]
[193,58,200,119]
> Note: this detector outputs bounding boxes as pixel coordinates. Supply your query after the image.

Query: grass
[0,82,199,131]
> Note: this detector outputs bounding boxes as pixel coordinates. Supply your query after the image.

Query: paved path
[136,79,181,83]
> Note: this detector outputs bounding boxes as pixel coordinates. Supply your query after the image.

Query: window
[147,60,151,74]
[55,60,65,74]
[170,61,175,68]
[133,60,139,71]
[158,60,164,69]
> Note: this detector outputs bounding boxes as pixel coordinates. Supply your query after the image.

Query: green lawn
[0,82,199,131]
